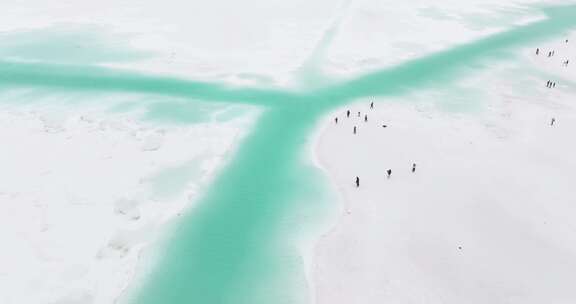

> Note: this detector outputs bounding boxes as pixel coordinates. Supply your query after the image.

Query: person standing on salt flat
[335,117,338,124]
[355,176,360,188]
[370,101,374,109]
[551,118,556,126]
[347,110,350,118]
[353,126,357,134]
[412,163,416,173]
[357,111,361,117]
[387,169,392,179]
[364,114,368,122]
[536,48,540,55]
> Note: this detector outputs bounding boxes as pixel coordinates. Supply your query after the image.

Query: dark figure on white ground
[353,126,357,134]
[548,51,552,57]
[382,124,388,128]
[364,114,368,122]
[370,102,374,109]
[355,176,360,188]
[412,163,416,173]
[347,110,350,118]
[387,169,392,179]
[547,80,550,88]
[536,48,540,55]
[551,118,556,126]
[553,82,556,88]
[358,111,361,117]
[335,117,338,124]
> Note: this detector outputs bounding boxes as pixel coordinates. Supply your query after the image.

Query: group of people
[332,100,418,188]
[535,39,573,87]
[536,38,572,127]
[343,38,572,188]
[336,102,389,135]
[355,164,416,187]
[536,47,557,58]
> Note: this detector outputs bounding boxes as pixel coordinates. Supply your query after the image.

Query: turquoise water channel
[0,4,574,303]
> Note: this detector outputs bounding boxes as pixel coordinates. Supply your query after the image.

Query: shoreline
[0,100,255,304]
[1,2,575,302]
[309,33,576,304]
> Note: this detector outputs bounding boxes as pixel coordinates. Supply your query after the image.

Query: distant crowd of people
[354,164,416,187]
[333,100,419,188]
[333,38,572,189]
[535,38,572,129]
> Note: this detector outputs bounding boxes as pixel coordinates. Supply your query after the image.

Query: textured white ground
[0,0,547,84]
[0,0,574,303]
[313,34,576,303]
[0,99,254,304]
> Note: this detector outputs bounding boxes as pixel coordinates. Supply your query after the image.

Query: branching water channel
[1,4,575,303]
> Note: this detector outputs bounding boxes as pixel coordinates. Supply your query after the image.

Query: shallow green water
[0,26,152,64]
[134,104,328,303]
[1,4,575,304]
[130,6,576,302]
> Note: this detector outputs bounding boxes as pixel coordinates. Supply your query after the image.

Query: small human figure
[370,101,374,109]
[552,50,555,56]
[387,169,392,179]
[347,110,350,118]
[412,163,416,173]
[357,111,361,117]
[547,80,550,88]
[551,118,556,126]
[353,126,357,134]
[355,176,360,188]
[553,82,556,88]
[335,117,338,124]
[364,114,368,122]
[536,48,539,55]
[548,51,552,57]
